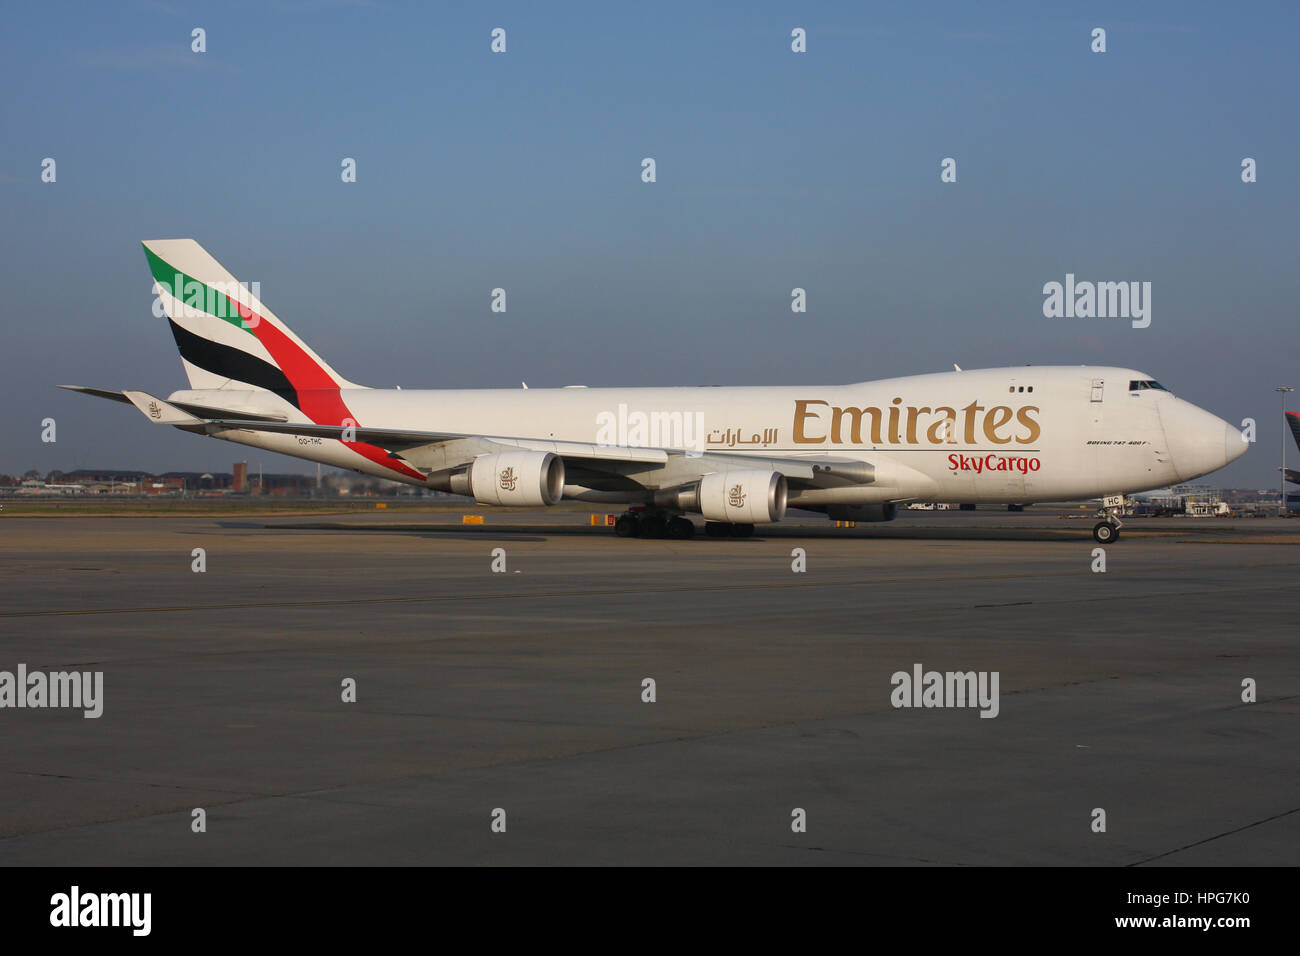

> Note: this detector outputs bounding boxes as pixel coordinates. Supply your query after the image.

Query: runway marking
[3,560,1299,619]
[1130,804,1300,865]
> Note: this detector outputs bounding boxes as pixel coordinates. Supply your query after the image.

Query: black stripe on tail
[1287,411,1300,451]
[168,319,299,409]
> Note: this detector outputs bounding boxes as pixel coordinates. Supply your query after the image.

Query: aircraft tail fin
[142,239,365,405]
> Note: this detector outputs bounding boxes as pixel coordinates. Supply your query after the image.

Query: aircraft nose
[1225,420,1248,465]
[1161,400,1242,480]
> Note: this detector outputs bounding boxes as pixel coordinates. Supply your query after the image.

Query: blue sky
[2,0,1297,486]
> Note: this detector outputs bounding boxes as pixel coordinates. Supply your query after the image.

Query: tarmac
[1,508,1297,865]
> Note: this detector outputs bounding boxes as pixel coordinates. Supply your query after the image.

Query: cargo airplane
[65,240,1248,543]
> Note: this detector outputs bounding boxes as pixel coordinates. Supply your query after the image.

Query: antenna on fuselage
[953,364,962,372]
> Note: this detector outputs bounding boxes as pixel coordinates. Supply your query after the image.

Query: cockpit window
[1128,380,1168,391]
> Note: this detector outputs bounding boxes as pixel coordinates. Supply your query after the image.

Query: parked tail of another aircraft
[1285,410,1300,485]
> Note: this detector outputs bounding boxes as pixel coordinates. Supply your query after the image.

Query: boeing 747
[65,240,1248,543]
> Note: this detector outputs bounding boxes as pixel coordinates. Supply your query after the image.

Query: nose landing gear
[1092,504,1123,543]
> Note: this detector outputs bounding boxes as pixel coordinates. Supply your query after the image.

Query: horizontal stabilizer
[58,385,132,404]
[62,385,288,423]
[121,391,203,426]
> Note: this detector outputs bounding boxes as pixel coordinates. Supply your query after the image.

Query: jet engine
[692,470,788,524]
[450,451,565,506]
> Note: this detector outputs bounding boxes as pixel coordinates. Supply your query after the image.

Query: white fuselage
[169,365,1245,506]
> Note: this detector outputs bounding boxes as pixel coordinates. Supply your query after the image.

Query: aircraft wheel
[730,523,755,538]
[639,513,667,539]
[704,522,730,538]
[614,514,640,538]
[667,516,696,539]
[1092,521,1118,544]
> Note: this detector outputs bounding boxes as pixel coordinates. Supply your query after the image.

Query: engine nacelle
[826,503,898,523]
[697,470,787,524]
[455,451,565,506]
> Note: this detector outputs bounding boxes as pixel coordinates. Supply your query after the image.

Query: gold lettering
[800,400,1038,446]
[983,405,1014,444]
[832,405,883,444]
[906,406,930,444]
[961,401,984,444]
[1016,406,1041,444]
[927,407,957,444]
[887,397,903,444]
[793,400,829,444]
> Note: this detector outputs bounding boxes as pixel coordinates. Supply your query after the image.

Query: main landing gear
[1092,505,1123,544]
[614,509,697,539]
[704,521,753,538]
[611,510,757,540]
